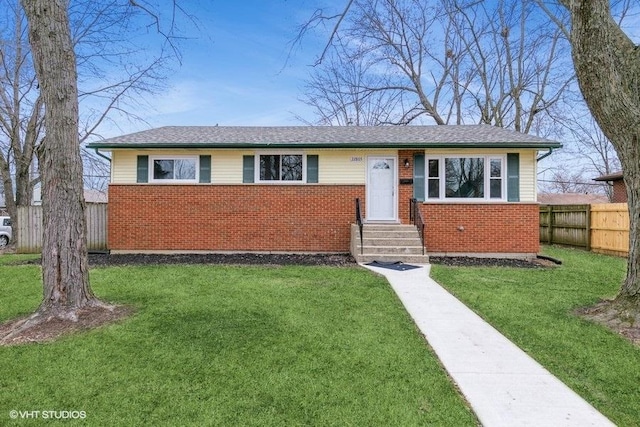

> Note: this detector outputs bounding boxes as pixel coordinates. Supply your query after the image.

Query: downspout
[536,148,553,162]
[93,148,111,163]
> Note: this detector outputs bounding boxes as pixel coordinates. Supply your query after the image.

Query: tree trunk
[21,0,99,318]
[565,0,640,297]
[621,159,640,297]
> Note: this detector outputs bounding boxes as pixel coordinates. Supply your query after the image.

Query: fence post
[548,205,554,245]
[586,204,592,251]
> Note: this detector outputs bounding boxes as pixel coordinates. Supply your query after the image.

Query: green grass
[431,245,640,426]
[0,253,39,266]
[0,261,476,426]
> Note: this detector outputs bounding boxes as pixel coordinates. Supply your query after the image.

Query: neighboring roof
[31,184,108,204]
[88,125,562,150]
[593,171,623,182]
[538,193,608,205]
[84,189,108,204]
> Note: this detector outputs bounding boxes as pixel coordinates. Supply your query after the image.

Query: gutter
[536,148,554,162]
[93,148,111,163]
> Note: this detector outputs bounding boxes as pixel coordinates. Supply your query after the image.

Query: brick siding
[612,180,628,203]
[109,184,365,252]
[109,184,539,255]
[421,203,539,254]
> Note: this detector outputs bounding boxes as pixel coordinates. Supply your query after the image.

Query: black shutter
[243,155,255,183]
[199,155,211,183]
[307,155,319,183]
[413,153,425,201]
[136,155,148,183]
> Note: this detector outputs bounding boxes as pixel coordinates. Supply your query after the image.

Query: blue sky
[111,1,332,136]
[101,1,640,138]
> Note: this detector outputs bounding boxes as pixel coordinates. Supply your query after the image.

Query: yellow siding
[109,148,538,200]
[310,149,396,184]
[111,148,394,184]
[111,151,137,183]
[212,150,251,183]
[519,151,537,203]
[112,149,218,183]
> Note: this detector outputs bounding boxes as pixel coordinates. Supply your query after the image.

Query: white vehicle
[0,216,11,248]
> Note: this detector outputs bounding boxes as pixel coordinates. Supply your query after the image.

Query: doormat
[365,261,422,271]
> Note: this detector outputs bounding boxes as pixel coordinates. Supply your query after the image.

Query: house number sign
[350,156,363,162]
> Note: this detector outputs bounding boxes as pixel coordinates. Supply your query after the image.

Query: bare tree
[298,0,456,125]
[1,0,186,341]
[447,0,572,132]
[13,0,104,326]
[297,46,408,125]
[0,0,177,243]
[0,1,43,241]
[345,0,451,125]
[299,0,573,133]
[555,111,621,200]
[540,164,608,195]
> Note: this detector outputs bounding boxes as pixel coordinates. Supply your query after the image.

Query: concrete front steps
[351,224,429,264]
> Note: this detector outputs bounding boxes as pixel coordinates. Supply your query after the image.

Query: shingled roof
[88,125,561,149]
[593,171,623,182]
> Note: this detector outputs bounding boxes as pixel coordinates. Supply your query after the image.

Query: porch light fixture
[404,158,410,168]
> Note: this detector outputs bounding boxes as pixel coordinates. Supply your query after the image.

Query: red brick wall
[421,203,539,254]
[109,184,365,252]
[109,185,539,255]
[612,180,628,203]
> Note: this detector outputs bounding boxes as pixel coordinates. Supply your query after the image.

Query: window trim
[254,152,307,184]
[149,155,199,183]
[424,155,506,202]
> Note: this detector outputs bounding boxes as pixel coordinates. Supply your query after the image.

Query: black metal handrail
[409,198,425,255]
[355,198,364,255]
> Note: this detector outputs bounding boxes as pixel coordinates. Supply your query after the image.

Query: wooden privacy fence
[16,203,108,253]
[540,203,629,257]
[539,204,590,249]
[590,203,629,257]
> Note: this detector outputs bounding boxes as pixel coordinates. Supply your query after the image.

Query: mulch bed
[429,256,556,268]
[7,252,557,268]
[0,305,134,346]
[575,298,640,346]
[85,252,358,267]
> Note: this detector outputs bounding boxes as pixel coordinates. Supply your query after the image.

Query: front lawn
[0,253,39,266]
[431,246,640,426]
[0,262,476,426]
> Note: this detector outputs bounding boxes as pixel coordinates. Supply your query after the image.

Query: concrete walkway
[362,263,615,427]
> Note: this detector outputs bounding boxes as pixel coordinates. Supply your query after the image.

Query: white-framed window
[425,155,505,201]
[256,153,305,183]
[150,156,198,183]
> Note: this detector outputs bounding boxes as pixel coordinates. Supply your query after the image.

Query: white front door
[367,157,397,221]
